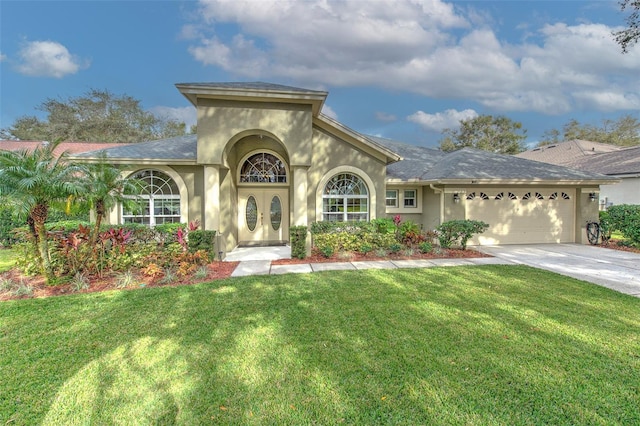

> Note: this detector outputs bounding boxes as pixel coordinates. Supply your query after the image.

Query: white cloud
[321,105,338,120]
[185,0,640,115]
[408,108,478,132]
[151,106,197,129]
[16,40,87,78]
[0,52,6,62]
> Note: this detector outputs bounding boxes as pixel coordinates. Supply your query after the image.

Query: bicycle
[586,221,611,245]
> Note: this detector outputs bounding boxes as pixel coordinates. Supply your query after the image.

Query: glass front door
[238,188,289,244]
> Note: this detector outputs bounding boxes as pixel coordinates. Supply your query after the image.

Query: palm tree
[80,152,141,244]
[0,141,84,283]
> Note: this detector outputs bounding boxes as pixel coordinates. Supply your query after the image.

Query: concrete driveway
[477,244,640,298]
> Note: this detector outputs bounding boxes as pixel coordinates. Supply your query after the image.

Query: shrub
[419,242,433,254]
[389,243,402,254]
[115,270,137,289]
[606,205,640,246]
[70,272,90,292]
[290,226,308,259]
[188,230,216,258]
[437,220,489,250]
[0,206,22,247]
[359,243,373,255]
[371,218,396,234]
[319,245,334,258]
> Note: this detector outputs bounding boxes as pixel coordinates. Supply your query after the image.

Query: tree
[438,115,527,154]
[538,115,640,147]
[80,153,142,244]
[1,89,188,143]
[614,0,640,53]
[0,141,84,283]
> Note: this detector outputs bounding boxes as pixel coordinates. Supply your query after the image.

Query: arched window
[239,152,287,183]
[322,173,369,222]
[122,170,181,225]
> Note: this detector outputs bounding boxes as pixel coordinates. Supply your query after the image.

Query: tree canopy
[538,115,640,147]
[614,0,640,53]
[1,89,189,143]
[438,115,527,154]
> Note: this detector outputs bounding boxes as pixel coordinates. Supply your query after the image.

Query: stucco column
[203,165,220,231]
[292,166,309,226]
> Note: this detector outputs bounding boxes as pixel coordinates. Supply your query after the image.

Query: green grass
[0,249,15,272]
[1,265,639,425]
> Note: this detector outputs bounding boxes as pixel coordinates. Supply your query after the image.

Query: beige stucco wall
[197,99,312,167]
[308,127,387,223]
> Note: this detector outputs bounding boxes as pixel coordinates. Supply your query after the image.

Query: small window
[479,193,489,200]
[466,192,476,200]
[386,190,398,207]
[535,192,544,200]
[549,192,558,200]
[523,192,532,200]
[562,192,570,200]
[508,192,517,200]
[495,192,504,200]
[404,190,417,208]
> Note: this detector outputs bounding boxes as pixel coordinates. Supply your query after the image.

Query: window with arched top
[239,152,287,183]
[122,170,181,225]
[322,173,369,222]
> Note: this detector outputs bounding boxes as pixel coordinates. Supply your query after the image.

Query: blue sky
[1,0,638,148]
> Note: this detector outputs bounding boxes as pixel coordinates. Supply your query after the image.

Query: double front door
[238,188,289,245]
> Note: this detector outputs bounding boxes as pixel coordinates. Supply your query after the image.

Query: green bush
[319,245,334,258]
[418,241,433,254]
[606,205,640,246]
[0,206,21,247]
[290,226,308,259]
[188,230,216,258]
[436,220,489,250]
[371,218,396,234]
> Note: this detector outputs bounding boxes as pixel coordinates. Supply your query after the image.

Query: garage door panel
[466,189,574,245]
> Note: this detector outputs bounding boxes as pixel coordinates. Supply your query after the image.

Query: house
[70,82,616,255]
[516,139,622,167]
[517,141,639,208]
[0,140,128,157]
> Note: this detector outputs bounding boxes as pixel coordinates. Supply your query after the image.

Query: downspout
[430,183,445,225]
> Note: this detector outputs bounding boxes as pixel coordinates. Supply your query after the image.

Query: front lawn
[1,265,639,424]
[0,249,15,273]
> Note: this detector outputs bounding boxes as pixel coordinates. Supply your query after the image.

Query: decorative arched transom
[322,173,369,222]
[122,170,181,225]
[239,152,287,183]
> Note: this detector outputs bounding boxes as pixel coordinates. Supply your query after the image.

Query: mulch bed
[2,240,637,302]
[272,247,490,265]
[0,261,239,302]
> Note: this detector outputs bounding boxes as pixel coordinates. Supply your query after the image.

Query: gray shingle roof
[71,135,197,161]
[369,136,614,182]
[175,81,326,95]
[569,145,640,175]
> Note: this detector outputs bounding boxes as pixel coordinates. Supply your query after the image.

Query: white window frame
[322,173,369,222]
[122,170,182,226]
[403,189,417,208]
[386,190,399,208]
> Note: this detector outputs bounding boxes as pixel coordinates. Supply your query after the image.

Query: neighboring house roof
[515,139,622,167]
[372,137,614,183]
[568,145,640,176]
[72,135,197,164]
[0,140,128,157]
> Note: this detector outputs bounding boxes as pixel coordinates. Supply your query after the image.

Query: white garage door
[466,189,575,245]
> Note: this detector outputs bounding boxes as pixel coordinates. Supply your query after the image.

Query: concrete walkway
[227,245,512,278]
[226,244,640,298]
